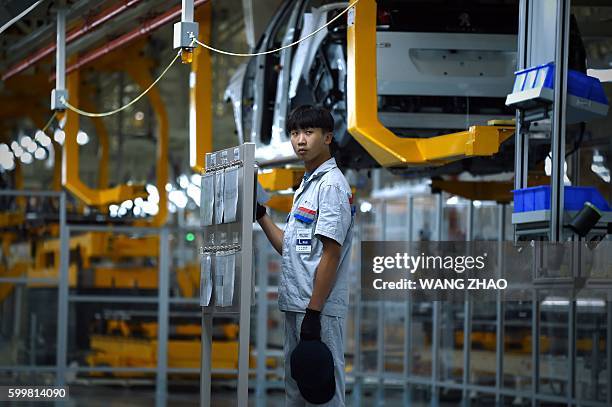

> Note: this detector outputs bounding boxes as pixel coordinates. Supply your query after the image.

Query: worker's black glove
[300,308,321,341]
[256,203,267,221]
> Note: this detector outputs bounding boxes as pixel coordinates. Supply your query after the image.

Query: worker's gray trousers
[283,311,346,407]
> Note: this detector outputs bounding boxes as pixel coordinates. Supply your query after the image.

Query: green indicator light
[186,232,195,242]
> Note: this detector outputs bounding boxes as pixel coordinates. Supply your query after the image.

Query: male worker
[256,105,354,406]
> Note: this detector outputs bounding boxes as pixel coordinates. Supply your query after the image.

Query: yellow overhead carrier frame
[346,0,514,167]
[63,43,167,225]
[64,70,148,207]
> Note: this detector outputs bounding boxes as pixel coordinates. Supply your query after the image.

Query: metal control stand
[510,4,611,403]
[512,0,611,242]
[513,0,570,243]
[200,143,256,407]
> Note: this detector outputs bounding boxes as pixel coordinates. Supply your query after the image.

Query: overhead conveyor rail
[346,0,515,167]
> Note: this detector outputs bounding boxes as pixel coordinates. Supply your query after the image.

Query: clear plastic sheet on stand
[214,251,236,307]
[223,166,239,223]
[200,172,214,226]
[199,253,212,306]
[214,169,225,224]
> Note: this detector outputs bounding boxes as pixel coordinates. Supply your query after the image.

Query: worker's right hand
[256,203,267,221]
[300,308,321,341]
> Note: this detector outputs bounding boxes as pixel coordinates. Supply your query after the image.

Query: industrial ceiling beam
[0,0,41,34]
[56,0,209,79]
[4,0,109,64]
[3,0,145,81]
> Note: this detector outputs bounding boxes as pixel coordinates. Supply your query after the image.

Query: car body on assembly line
[226,0,527,177]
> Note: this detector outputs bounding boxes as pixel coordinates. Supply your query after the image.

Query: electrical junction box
[173,21,199,49]
[51,89,68,111]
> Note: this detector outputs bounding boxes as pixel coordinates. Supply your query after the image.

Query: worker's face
[289,127,332,162]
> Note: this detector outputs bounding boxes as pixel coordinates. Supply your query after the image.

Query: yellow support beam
[418,125,515,165]
[346,0,515,167]
[258,168,305,192]
[0,211,25,228]
[190,3,213,173]
[91,267,158,290]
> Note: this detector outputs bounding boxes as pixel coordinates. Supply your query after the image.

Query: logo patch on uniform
[294,206,316,223]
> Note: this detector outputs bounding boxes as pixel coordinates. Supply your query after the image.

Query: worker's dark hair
[287,105,334,134]
[286,105,337,155]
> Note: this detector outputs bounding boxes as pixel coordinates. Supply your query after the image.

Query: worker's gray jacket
[279,157,355,318]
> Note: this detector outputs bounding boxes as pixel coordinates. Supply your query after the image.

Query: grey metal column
[237,143,256,406]
[431,193,443,407]
[182,0,194,21]
[462,201,475,407]
[431,301,441,407]
[549,0,571,242]
[403,195,414,406]
[514,0,529,186]
[531,242,541,407]
[567,235,579,403]
[200,313,213,407]
[495,204,506,404]
[51,6,67,111]
[353,303,362,406]
[607,301,612,405]
[55,9,65,92]
[591,322,600,401]
[255,232,268,407]
[55,192,68,386]
[376,301,385,406]
[531,299,540,407]
[514,0,529,241]
[436,193,444,242]
[156,227,170,407]
[30,314,37,367]
[353,266,363,407]
[13,286,22,347]
[568,294,576,403]
[376,201,387,406]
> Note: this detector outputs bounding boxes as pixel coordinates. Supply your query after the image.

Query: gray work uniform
[279,157,354,406]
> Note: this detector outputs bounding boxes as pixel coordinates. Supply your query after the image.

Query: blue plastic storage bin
[564,186,610,211]
[511,62,609,105]
[511,63,554,94]
[512,185,610,213]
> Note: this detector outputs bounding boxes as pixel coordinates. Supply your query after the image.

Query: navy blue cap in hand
[290,339,335,404]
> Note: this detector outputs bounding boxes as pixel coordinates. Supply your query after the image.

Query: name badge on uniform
[296,228,312,253]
